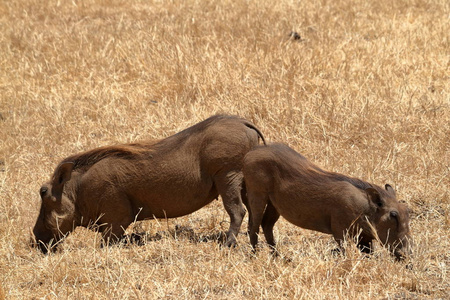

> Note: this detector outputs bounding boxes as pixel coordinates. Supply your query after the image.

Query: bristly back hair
[321,167,391,197]
[60,143,155,171]
[58,114,265,173]
[57,115,226,172]
[290,148,387,196]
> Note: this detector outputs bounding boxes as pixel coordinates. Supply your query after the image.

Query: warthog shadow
[119,225,229,247]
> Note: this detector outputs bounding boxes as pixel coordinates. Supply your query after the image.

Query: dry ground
[0,0,449,299]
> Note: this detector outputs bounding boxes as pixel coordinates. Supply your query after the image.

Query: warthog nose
[35,242,49,254]
[31,236,51,254]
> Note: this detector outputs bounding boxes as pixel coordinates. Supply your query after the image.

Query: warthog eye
[390,211,398,218]
[40,187,48,197]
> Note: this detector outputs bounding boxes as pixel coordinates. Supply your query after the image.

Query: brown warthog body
[33,115,265,252]
[243,143,411,260]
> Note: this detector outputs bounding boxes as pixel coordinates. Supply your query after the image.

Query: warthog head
[365,184,412,260]
[31,162,78,253]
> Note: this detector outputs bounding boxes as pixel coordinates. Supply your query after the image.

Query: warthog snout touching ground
[243,143,411,261]
[32,115,265,253]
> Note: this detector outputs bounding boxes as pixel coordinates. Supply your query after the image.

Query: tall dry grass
[0,0,448,298]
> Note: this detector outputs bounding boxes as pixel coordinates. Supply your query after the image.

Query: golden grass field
[0,0,448,298]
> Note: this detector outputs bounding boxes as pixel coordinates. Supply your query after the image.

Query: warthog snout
[31,218,62,254]
[30,237,52,254]
[30,229,55,254]
[392,235,413,261]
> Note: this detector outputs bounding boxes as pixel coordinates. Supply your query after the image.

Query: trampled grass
[0,0,448,298]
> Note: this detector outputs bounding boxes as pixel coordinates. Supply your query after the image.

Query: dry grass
[0,0,449,298]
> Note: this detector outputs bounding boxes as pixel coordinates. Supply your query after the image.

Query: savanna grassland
[0,0,448,298]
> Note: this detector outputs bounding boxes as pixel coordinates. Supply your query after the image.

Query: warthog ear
[366,187,384,208]
[53,162,74,186]
[385,184,396,196]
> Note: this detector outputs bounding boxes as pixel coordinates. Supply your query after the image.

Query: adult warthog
[32,115,265,253]
[243,143,411,260]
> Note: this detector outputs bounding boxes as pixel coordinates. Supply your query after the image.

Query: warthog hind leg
[247,191,269,250]
[261,201,280,252]
[215,171,246,247]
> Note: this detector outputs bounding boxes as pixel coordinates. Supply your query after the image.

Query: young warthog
[243,143,411,260]
[32,115,265,253]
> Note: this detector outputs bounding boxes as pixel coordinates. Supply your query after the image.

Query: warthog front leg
[215,171,246,247]
[98,194,134,247]
[100,220,133,246]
